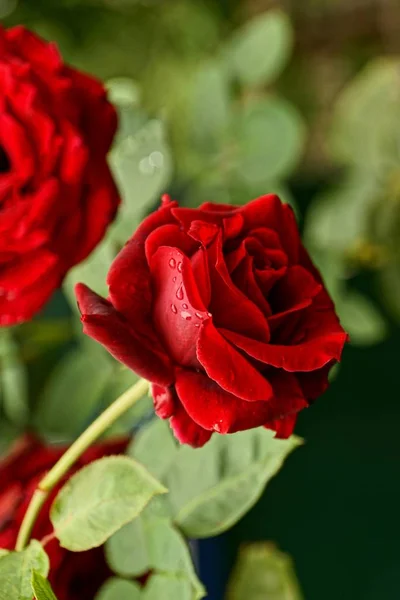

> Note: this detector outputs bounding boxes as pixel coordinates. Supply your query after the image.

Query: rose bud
[76,195,348,448]
[0,26,120,325]
[0,435,127,599]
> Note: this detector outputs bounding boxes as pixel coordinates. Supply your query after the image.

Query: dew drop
[181,311,192,321]
[214,423,222,433]
[177,261,183,273]
[195,312,203,320]
[171,304,177,314]
[207,312,212,318]
[182,303,188,309]
[194,323,200,328]
[169,258,176,269]
[172,276,177,283]
[176,285,184,300]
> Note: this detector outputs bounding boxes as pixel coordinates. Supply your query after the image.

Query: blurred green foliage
[226,542,303,600]
[1,0,399,454]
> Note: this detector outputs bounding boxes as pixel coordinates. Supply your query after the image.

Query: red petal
[75,283,174,386]
[296,362,333,402]
[221,316,347,373]
[239,195,300,263]
[190,248,211,307]
[175,369,274,433]
[0,264,60,325]
[145,224,198,264]
[207,234,270,342]
[151,384,176,419]
[175,369,307,435]
[268,266,322,320]
[172,207,244,241]
[197,319,273,402]
[264,413,297,439]
[231,254,272,317]
[107,202,177,338]
[150,247,209,368]
[187,220,219,246]
[170,398,213,448]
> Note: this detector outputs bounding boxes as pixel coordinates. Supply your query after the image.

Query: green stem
[15,377,149,552]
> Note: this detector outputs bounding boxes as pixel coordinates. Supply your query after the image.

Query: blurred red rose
[76,194,348,448]
[0,435,128,599]
[0,26,120,325]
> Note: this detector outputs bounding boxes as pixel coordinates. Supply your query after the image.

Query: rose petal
[187,220,219,246]
[170,397,213,448]
[264,414,297,439]
[145,223,198,264]
[150,247,209,368]
[197,319,273,402]
[207,234,271,342]
[175,369,307,434]
[151,384,175,419]
[107,202,178,337]
[75,283,174,386]
[239,195,300,263]
[175,369,274,433]
[172,206,244,241]
[231,254,272,317]
[221,320,347,372]
[190,247,211,307]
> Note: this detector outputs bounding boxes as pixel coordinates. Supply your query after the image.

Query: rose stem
[15,377,149,552]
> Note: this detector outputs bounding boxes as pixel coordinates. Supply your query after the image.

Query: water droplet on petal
[214,423,222,432]
[182,303,188,309]
[172,276,177,283]
[207,312,212,318]
[181,311,192,321]
[195,323,200,328]
[195,312,203,320]
[177,261,183,273]
[169,258,176,269]
[176,285,184,300]
[171,304,177,314]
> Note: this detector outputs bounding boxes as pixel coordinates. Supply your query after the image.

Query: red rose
[76,194,348,448]
[0,435,127,599]
[0,26,119,325]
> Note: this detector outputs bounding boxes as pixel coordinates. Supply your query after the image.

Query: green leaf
[31,571,58,600]
[337,292,388,346]
[225,10,293,87]
[0,550,9,558]
[110,120,173,244]
[63,236,116,312]
[35,346,114,438]
[304,171,379,253]
[188,60,230,149]
[50,456,167,551]
[379,260,400,324]
[330,58,400,168]
[106,78,141,109]
[0,541,49,600]
[167,428,301,538]
[226,543,303,600]
[143,574,192,600]
[0,330,28,426]
[128,419,179,481]
[95,578,141,600]
[106,514,205,599]
[106,516,150,578]
[233,97,305,186]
